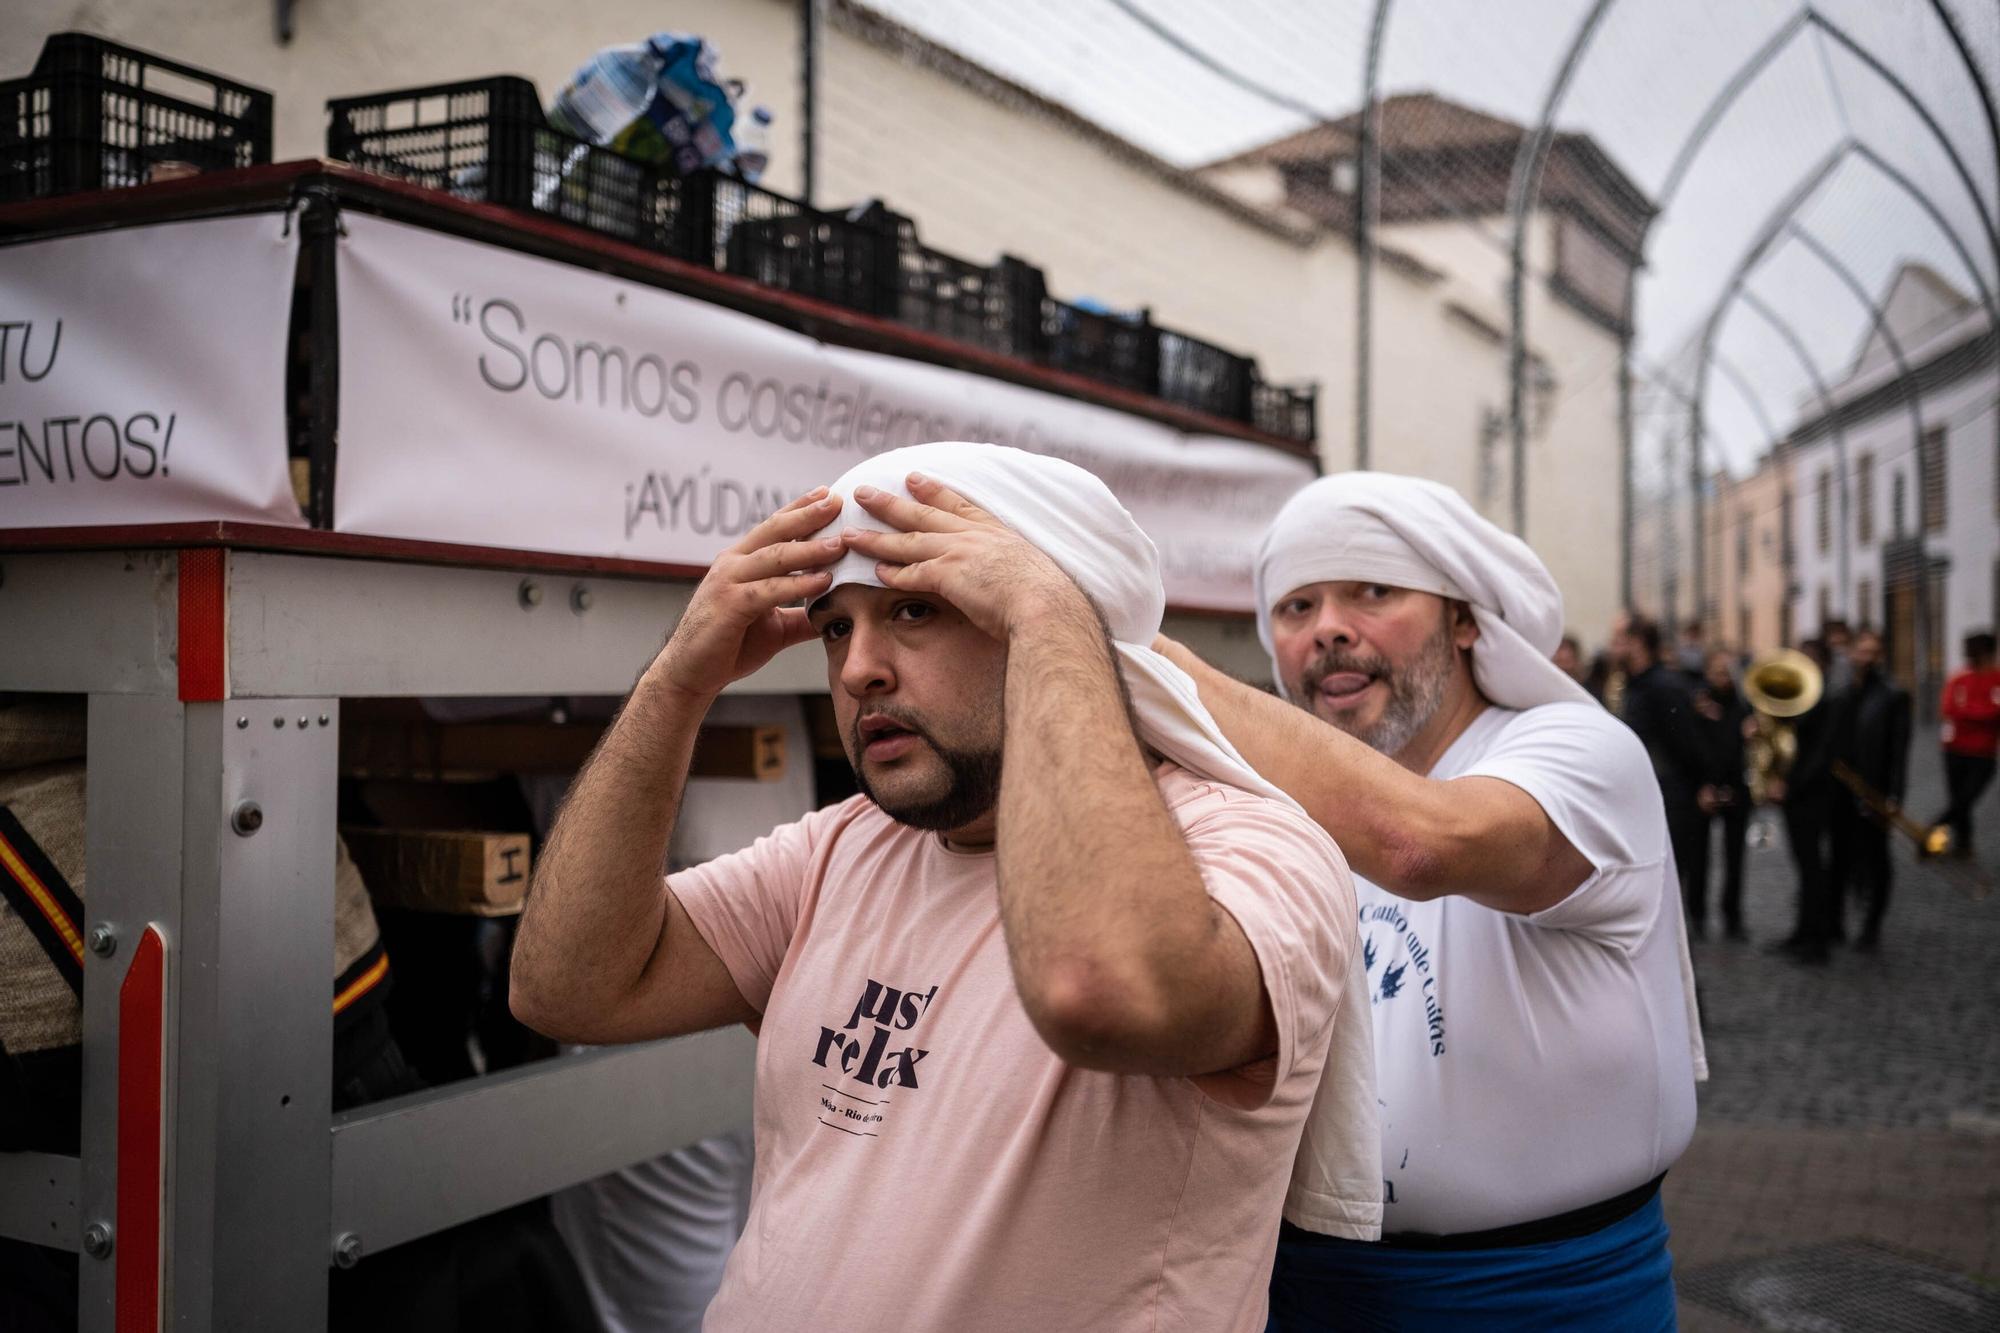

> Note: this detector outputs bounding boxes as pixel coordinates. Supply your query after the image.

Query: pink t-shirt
[673,764,1356,1332]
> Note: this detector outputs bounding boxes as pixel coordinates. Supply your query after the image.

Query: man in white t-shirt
[511,444,1377,1331]
[1158,471,1704,1330]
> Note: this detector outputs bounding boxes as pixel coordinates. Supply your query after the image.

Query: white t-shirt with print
[1356,701,1704,1235]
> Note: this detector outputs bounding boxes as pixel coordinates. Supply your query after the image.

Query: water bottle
[734,105,773,184]
[547,41,664,147]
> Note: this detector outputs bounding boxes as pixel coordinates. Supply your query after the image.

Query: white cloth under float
[811,440,1382,1241]
[1255,469,1709,1234]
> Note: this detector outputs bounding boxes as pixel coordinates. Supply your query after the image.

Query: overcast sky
[861,0,1998,480]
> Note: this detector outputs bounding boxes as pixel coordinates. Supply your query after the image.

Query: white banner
[0,215,304,529]
[335,215,1311,610]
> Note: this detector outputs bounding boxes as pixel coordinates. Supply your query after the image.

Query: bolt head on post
[518,578,543,609]
[82,1221,113,1259]
[333,1233,363,1269]
[570,584,593,613]
[231,800,264,836]
[87,923,116,957]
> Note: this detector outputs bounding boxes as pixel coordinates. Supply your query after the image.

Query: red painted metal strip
[116,926,166,1333]
[176,548,227,702]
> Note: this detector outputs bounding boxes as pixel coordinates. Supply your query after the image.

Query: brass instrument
[1742,649,1822,805]
[1827,759,1991,899]
[1830,760,1953,858]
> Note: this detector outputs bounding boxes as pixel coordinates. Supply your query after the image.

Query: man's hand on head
[654,487,848,699]
[843,473,1091,642]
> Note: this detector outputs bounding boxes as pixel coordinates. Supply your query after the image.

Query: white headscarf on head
[814,440,1295,805]
[1254,471,1592,710]
[812,441,1383,1241]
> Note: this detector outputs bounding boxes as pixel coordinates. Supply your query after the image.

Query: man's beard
[849,714,1003,832]
[1289,612,1456,758]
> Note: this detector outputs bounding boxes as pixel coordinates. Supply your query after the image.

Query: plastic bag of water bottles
[546,32,764,179]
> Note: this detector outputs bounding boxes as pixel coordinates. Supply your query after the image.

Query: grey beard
[1291,617,1456,759]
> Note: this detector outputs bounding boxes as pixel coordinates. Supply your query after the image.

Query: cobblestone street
[1666,742,2000,1330]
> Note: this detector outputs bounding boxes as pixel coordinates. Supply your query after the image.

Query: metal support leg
[79,694,186,1333]
[76,694,340,1330]
[189,698,339,1330]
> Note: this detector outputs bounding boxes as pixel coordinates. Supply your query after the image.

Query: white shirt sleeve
[1458,702,1671,947]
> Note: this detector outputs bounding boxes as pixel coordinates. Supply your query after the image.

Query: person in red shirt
[1937,631,1999,858]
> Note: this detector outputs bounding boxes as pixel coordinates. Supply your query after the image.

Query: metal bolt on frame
[231,800,263,836]
[82,1222,113,1259]
[87,922,116,957]
[333,1233,363,1269]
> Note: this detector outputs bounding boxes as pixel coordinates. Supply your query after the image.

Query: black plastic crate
[715,182,898,317]
[1040,299,1160,397]
[0,32,272,202]
[327,76,693,253]
[1252,380,1317,444]
[322,76,1318,444]
[1159,329,1253,422]
[896,242,1013,349]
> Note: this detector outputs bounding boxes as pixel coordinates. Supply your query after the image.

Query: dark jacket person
[1833,629,1912,949]
[1618,618,1710,933]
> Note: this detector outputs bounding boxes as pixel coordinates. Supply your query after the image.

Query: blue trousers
[1267,1194,1677,1331]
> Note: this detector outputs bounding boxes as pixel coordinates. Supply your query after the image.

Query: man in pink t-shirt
[511,447,1361,1331]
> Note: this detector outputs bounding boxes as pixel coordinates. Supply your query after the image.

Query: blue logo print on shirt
[1360,904,1446,1057]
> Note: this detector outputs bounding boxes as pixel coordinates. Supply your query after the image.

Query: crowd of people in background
[1558,613,1997,964]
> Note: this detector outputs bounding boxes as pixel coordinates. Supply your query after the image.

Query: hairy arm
[1159,643,1589,914]
[511,490,845,1044]
[996,601,1275,1076]
[510,666,750,1045]
[846,478,1275,1076]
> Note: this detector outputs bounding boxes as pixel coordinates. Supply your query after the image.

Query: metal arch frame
[1654,10,1812,213]
[1810,15,2000,265]
[1850,141,2000,329]
[1354,0,1394,469]
[1928,0,2000,195]
[1735,288,1854,619]
[1681,136,2000,630]
[1709,352,1788,449]
[1656,6,1999,218]
[1783,222,1940,681]
[1709,328,1811,632]
[1685,142,1853,630]
[1784,223,1929,476]
[1505,0,2000,566]
[1503,0,1621,538]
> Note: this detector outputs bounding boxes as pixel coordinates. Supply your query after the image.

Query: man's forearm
[512,659,712,1026]
[995,603,1217,1059]
[1174,652,1452,894]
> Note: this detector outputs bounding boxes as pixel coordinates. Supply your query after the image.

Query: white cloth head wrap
[813,441,1382,1240]
[814,441,1290,804]
[1255,472,1591,710]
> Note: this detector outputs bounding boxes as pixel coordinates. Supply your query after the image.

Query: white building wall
[1800,428,1872,632]
[1934,372,1999,654]
[1783,356,1995,662]
[1371,215,1627,646]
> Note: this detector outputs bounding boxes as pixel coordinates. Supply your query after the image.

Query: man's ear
[1451,599,1481,649]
